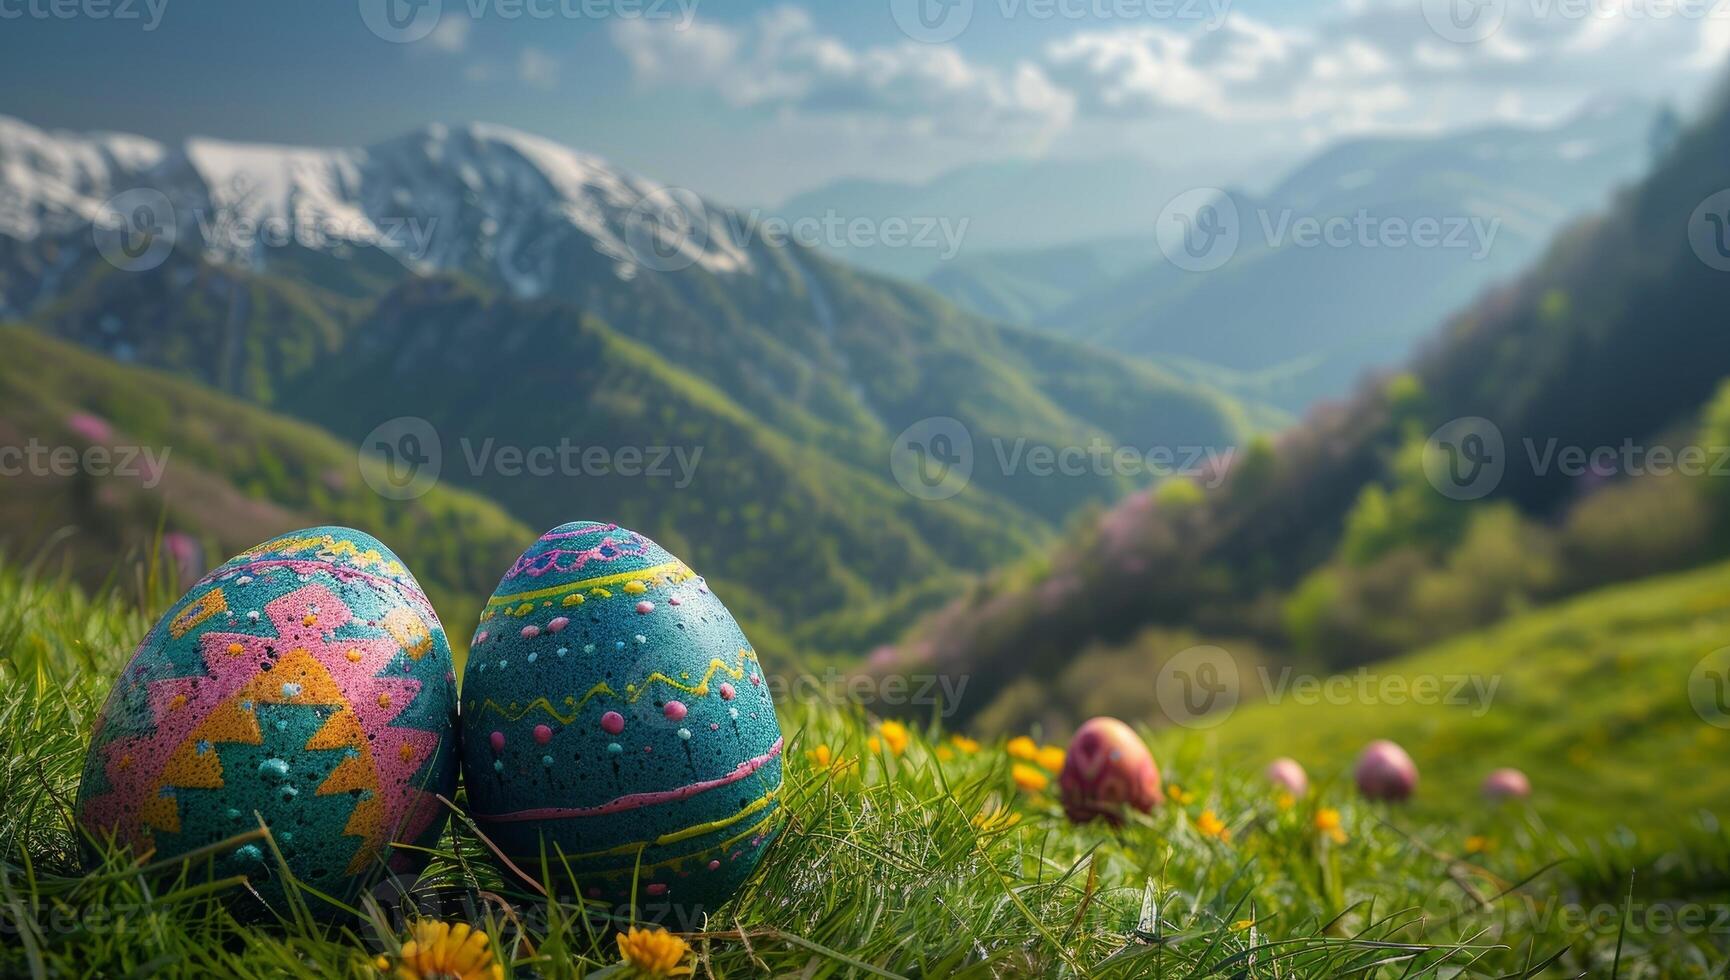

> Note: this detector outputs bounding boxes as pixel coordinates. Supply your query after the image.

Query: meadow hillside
[1165,557,1730,843]
[0,325,532,631]
[1,563,1725,977]
[889,76,1730,730]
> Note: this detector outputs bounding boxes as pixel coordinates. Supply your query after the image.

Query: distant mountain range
[0,116,1258,649]
[886,85,1730,725]
[912,100,1662,410]
[773,156,1179,282]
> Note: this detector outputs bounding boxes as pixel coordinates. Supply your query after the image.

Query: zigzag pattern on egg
[75,527,459,911]
[461,522,785,913]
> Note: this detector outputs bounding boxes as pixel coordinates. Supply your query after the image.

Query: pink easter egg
[1355,740,1418,802]
[1058,716,1163,825]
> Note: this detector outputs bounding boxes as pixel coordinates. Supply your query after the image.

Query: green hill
[1174,557,1730,841]
[0,325,533,638]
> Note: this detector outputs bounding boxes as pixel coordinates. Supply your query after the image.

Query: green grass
[2,562,1727,978]
[1194,558,1730,843]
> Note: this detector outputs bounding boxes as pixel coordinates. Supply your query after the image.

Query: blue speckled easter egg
[75,527,459,914]
[461,521,784,916]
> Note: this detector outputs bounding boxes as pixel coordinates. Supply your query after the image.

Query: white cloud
[1045,0,1726,139]
[610,6,1073,143]
[518,47,559,90]
[427,15,470,53]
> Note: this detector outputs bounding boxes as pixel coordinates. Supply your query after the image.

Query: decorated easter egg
[1354,739,1418,802]
[1057,716,1163,824]
[1481,767,1531,802]
[460,522,784,916]
[1265,757,1309,797]
[75,527,459,913]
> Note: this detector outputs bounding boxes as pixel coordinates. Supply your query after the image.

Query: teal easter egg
[461,522,784,918]
[75,527,459,914]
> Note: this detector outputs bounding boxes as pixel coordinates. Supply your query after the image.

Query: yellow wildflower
[616,926,693,978]
[1232,919,1255,932]
[1464,835,1493,854]
[806,743,855,778]
[972,803,1022,833]
[1006,735,1039,761]
[1035,745,1066,772]
[386,921,502,980]
[1276,793,1296,811]
[877,720,911,757]
[1195,809,1231,842]
[1167,783,1196,806]
[935,746,955,761]
[950,734,981,754]
[1011,763,1049,793]
[1314,807,1347,845]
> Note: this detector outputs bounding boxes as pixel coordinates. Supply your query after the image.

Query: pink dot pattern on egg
[635,600,654,614]
[547,617,569,633]
[1058,716,1163,825]
[520,625,540,639]
[708,859,721,870]
[601,711,625,735]
[647,883,668,896]
[719,682,736,701]
[489,731,506,753]
[664,700,688,722]
[533,724,553,745]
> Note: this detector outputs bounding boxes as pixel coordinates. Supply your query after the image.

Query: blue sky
[1,0,1723,203]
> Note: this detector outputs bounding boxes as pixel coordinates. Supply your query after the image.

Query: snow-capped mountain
[0,115,750,312]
